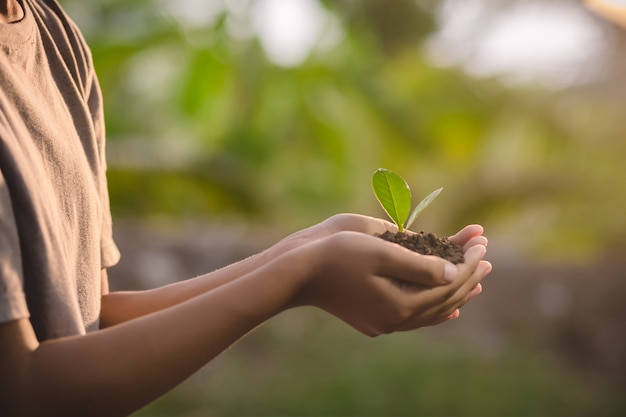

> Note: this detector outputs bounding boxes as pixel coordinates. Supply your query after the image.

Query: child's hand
[267,213,398,259]
[272,214,487,257]
[284,226,491,337]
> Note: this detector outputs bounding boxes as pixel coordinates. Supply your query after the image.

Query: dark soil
[376,230,465,264]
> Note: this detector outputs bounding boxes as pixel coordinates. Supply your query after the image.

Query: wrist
[267,240,321,311]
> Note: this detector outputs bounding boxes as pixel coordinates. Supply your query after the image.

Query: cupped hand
[288,228,491,337]
[270,214,396,255]
[277,214,488,256]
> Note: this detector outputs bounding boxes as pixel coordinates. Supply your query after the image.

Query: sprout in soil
[372,168,442,233]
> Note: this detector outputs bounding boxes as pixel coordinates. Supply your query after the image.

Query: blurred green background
[62,0,626,415]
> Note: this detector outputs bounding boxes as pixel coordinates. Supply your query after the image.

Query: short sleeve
[87,74,121,270]
[100,181,121,269]
[0,167,29,324]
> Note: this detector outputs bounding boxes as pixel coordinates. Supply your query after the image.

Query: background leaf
[372,168,411,231]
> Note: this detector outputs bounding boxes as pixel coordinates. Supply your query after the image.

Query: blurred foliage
[61,0,626,261]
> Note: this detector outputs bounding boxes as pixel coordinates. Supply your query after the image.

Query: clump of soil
[376,230,465,264]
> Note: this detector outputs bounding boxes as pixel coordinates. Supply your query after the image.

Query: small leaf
[405,187,443,231]
[372,168,411,232]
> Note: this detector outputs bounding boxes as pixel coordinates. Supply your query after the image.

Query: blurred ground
[109,219,626,416]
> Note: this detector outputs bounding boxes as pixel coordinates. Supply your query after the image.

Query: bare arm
[99,250,271,328]
[100,214,488,327]
[0,214,490,417]
[0,253,305,417]
[100,214,398,327]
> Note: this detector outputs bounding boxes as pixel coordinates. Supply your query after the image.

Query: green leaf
[405,187,443,231]
[372,168,411,232]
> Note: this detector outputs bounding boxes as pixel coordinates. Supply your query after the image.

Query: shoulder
[26,0,96,89]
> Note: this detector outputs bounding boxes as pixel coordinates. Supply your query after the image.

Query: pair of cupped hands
[262,214,492,337]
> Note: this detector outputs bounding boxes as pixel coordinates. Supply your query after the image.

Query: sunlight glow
[160,0,342,67]
[251,0,342,67]
[426,0,607,88]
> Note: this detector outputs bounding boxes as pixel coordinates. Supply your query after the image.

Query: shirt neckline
[0,0,35,46]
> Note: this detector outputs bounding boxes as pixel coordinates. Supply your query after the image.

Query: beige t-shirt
[0,0,120,341]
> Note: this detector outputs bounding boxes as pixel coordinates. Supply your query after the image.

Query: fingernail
[444,262,457,282]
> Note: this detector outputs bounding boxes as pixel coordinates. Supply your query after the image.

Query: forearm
[14,253,306,417]
[100,248,276,328]
[99,213,395,328]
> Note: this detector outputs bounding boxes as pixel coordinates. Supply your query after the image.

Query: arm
[100,214,487,327]
[99,250,271,328]
[0,253,305,417]
[99,214,392,327]
[0,215,490,417]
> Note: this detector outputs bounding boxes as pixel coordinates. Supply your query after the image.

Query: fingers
[437,258,491,316]
[449,224,485,247]
[426,261,490,325]
[374,243,455,287]
[324,213,397,235]
[324,217,489,257]
[462,236,488,252]
[394,246,491,331]
[436,244,486,287]
[424,308,460,328]
[324,218,488,251]
[446,246,491,301]
[373,225,489,288]
[309,220,492,335]
[468,282,483,298]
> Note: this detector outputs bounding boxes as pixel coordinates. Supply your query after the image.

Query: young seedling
[372,168,442,233]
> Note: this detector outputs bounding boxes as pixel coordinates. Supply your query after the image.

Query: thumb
[376,245,453,287]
